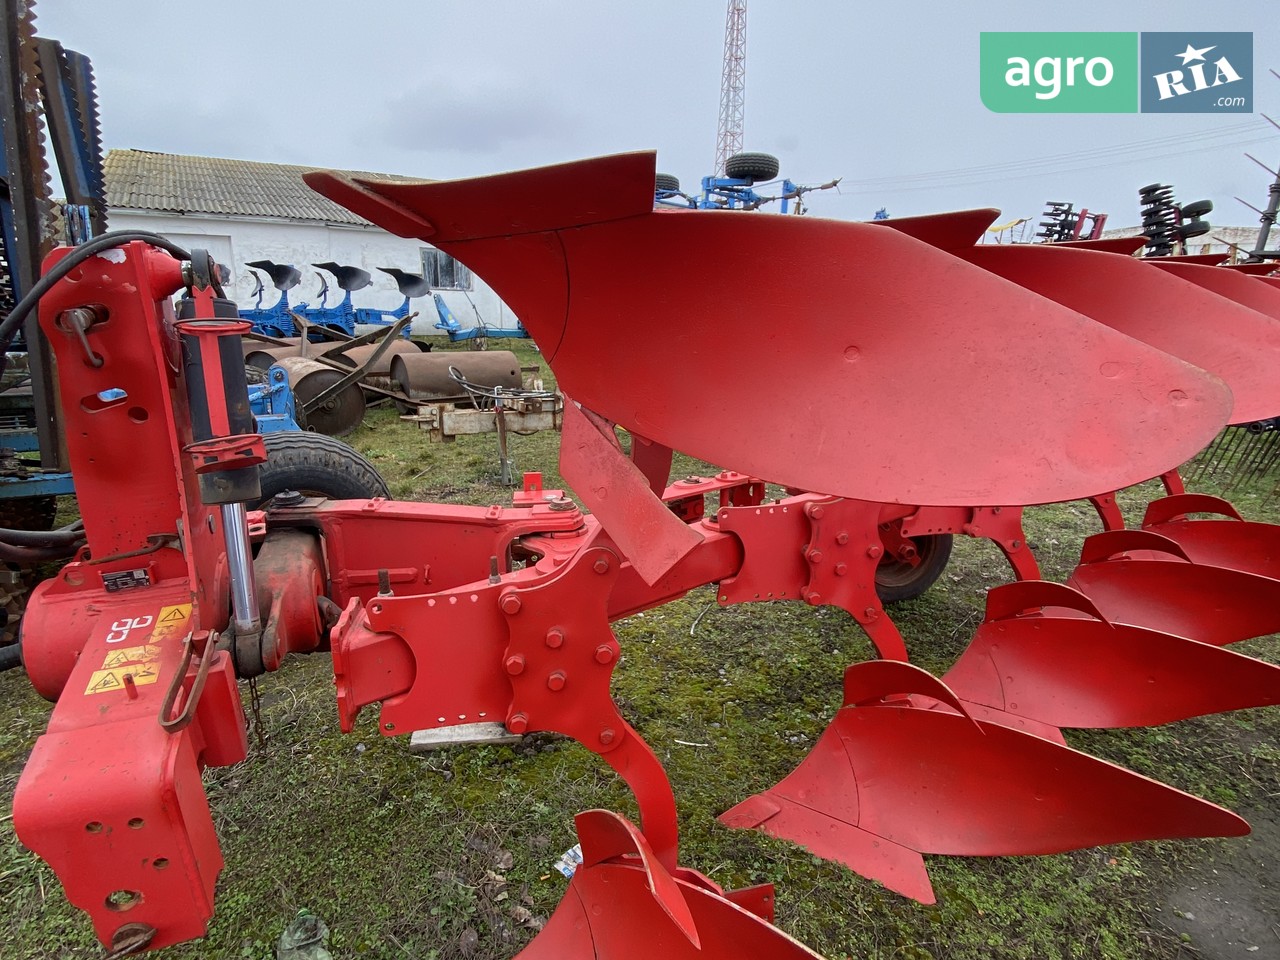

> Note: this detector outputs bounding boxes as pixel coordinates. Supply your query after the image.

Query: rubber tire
[724,151,780,183]
[0,495,57,531]
[875,533,953,604]
[655,173,681,193]
[254,432,390,507]
[1178,220,1211,239]
[1180,199,1213,219]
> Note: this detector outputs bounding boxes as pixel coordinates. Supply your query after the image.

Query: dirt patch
[1160,807,1279,957]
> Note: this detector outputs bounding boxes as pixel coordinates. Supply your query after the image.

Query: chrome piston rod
[220,501,261,636]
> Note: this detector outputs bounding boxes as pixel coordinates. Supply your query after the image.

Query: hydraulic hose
[0,642,21,673]
[0,519,84,548]
[0,539,82,563]
[0,230,191,378]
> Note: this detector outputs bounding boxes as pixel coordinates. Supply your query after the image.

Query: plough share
[10,151,1280,957]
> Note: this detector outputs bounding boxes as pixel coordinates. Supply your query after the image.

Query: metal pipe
[219,502,260,636]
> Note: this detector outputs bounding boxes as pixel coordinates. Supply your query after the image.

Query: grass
[1,339,1277,959]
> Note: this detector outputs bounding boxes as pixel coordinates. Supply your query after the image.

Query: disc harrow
[8,151,1280,958]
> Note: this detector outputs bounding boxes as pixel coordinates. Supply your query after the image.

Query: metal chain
[248,674,267,749]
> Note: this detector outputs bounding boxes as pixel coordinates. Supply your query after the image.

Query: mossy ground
[1,338,1276,959]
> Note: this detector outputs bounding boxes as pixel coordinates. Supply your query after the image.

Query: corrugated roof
[104,149,424,225]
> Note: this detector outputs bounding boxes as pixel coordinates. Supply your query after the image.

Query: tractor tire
[724,151,780,183]
[254,432,390,507]
[0,495,57,532]
[1179,199,1213,218]
[875,533,953,604]
[1177,220,1211,240]
[655,173,681,193]
[0,496,59,646]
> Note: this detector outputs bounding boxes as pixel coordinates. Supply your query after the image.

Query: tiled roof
[104,149,423,225]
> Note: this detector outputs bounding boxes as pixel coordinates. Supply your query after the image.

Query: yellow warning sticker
[152,604,192,641]
[101,644,163,669]
[84,662,161,695]
[87,603,191,694]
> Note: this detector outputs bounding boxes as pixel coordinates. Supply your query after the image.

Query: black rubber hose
[0,519,84,547]
[0,642,21,673]
[0,540,81,562]
[0,231,191,379]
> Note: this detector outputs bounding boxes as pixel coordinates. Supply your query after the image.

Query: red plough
[7,151,1278,957]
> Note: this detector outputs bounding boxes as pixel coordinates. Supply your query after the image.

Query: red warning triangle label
[89,672,121,693]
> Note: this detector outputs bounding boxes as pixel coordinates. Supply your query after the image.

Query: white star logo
[1176,43,1215,65]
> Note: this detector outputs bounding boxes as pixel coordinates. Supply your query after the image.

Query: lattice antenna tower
[714,0,748,176]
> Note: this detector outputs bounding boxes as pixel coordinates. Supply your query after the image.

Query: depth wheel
[255,432,390,507]
[875,529,953,604]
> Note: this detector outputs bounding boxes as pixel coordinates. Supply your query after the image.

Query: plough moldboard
[6,151,1280,958]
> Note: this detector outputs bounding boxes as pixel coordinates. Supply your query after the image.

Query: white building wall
[105,209,520,333]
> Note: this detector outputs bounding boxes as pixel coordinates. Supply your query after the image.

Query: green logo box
[981,32,1139,113]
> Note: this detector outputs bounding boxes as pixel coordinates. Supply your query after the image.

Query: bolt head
[599,728,616,746]
[834,562,848,576]
[500,593,522,615]
[836,531,850,545]
[546,671,567,691]
[508,713,528,734]
[806,591,822,605]
[866,544,883,559]
[504,655,526,676]
[594,644,615,664]
[545,628,565,649]
[806,504,825,520]
[593,557,610,575]
[863,606,878,620]
[807,549,824,564]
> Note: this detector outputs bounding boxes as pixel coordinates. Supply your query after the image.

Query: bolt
[548,496,576,512]
[547,671,567,691]
[866,544,883,559]
[863,606,879,620]
[599,728,616,746]
[834,562,848,577]
[1011,540,1023,550]
[545,628,564,649]
[836,531,850,545]
[594,644,615,664]
[508,713,528,734]
[383,722,395,731]
[500,593,522,615]
[807,549,824,564]
[806,504,825,520]
[504,655,526,676]
[806,591,822,605]
[593,557,610,575]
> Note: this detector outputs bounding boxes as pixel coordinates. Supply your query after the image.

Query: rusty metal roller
[274,356,365,436]
[241,336,301,358]
[244,341,342,371]
[391,350,522,402]
[327,340,424,381]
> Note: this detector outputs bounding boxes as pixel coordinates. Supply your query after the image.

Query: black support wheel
[254,432,390,507]
[724,151,780,183]
[875,532,953,604]
[655,173,681,193]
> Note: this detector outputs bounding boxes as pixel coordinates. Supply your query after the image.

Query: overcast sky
[35,0,1280,231]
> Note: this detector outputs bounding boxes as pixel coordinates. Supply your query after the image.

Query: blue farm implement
[655,150,839,215]
[241,261,426,340]
[431,289,528,342]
